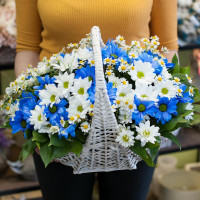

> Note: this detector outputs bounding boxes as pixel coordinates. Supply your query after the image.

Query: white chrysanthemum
[173,77,181,85]
[135,121,160,147]
[185,74,192,83]
[71,77,92,98]
[115,35,126,46]
[67,96,90,119]
[155,75,164,83]
[161,67,172,80]
[128,60,156,85]
[116,126,135,147]
[189,86,194,97]
[103,57,111,65]
[54,72,74,98]
[177,88,183,96]
[120,78,129,87]
[30,105,49,130]
[116,85,133,98]
[75,47,94,61]
[151,39,160,49]
[6,101,19,119]
[39,84,62,107]
[105,70,114,78]
[134,84,159,102]
[118,64,130,73]
[108,76,121,88]
[128,50,139,59]
[155,80,177,99]
[185,103,194,121]
[118,108,133,124]
[80,122,90,133]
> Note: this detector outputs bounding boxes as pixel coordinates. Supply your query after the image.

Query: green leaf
[177,103,188,115]
[49,134,69,147]
[163,117,188,131]
[25,129,32,139]
[193,104,200,113]
[181,110,193,118]
[52,143,73,159]
[161,131,181,150]
[70,139,83,157]
[32,130,49,143]
[180,66,191,75]
[149,145,160,163]
[172,54,178,65]
[40,142,54,167]
[20,139,36,161]
[130,141,155,167]
[194,88,200,103]
[172,64,180,74]
[190,114,200,126]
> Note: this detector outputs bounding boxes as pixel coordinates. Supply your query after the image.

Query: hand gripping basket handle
[91,26,106,90]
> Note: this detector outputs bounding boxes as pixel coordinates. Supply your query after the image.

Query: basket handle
[91,26,106,90]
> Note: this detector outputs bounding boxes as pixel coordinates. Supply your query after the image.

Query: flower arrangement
[0,0,16,49]
[1,30,200,168]
[178,0,200,46]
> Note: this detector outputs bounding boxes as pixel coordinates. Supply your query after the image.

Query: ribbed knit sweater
[16,0,178,61]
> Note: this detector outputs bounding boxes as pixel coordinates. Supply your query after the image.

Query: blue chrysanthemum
[87,83,96,104]
[154,97,178,125]
[58,124,76,139]
[45,99,68,124]
[138,52,153,63]
[34,75,56,95]
[75,65,95,82]
[164,58,175,69]
[107,82,117,105]
[101,40,128,60]
[9,111,31,134]
[177,84,194,103]
[132,95,156,125]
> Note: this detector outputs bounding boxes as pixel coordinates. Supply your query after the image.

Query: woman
[15,1,178,199]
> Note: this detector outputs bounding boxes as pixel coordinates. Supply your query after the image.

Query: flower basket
[2,26,200,174]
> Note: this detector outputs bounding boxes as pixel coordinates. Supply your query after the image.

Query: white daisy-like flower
[105,70,114,78]
[67,96,90,119]
[116,85,133,98]
[185,103,194,121]
[128,50,139,59]
[103,57,111,65]
[108,76,121,88]
[71,77,92,98]
[30,105,49,130]
[135,121,160,147]
[49,126,60,134]
[150,35,159,41]
[24,77,37,87]
[39,84,62,107]
[161,66,172,80]
[173,77,181,85]
[75,47,94,61]
[80,122,90,133]
[88,59,95,66]
[141,38,150,45]
[131,40,141,47]
[118,64,130,73]
[185,74,192,83]
[151,39,160,49]
[158,59,166,67]
[115,35,126,46]
[120,78,129,87]
[60,117,66,127]
[155,75,164,83]
[54,72,74,98]
[189,86,194,97]
[6,101,19,119]
[16,74,26,84]
[134,84,159,102]
[128,60,156,85]
[37,60,51,75]
[155,80,177,99]
[177,88,183,96]
[110,59,117,66]
[161,46,169,53]
[68,116,78,124]
[115,126,135,147]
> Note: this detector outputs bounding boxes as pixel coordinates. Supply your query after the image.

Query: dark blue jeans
[33,152,155,200]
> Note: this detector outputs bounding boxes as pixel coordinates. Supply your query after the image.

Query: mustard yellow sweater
[16,0,178,61]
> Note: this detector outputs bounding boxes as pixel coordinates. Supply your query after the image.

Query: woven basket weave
[57,26,141,174]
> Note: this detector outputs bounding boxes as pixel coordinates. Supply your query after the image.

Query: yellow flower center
[123,81,127,85]
[153,41,157,45]
[6,106,10,111]
[108,66,112,70]
[70,116,75,121]
[178,89,182,93]
[50,95,56,102]
[131,54,136,58]
[121,66,126,70]
[190,89,193,93]
[119,37,124,41]
[38,114,42,121]
[131,66,135,70]
[129,105,133,109]
[160,61,164,65]
[61,119,64,124]
[106,58,110,62]
[174,78,179,82]
[91,60,95,64]
[143,38,148,42]
[125,101,129,105]
[107,71,112,76]
[116,100,121,105]
[158,77,162,81]
[143,130,150,137]
[188,76,191,80]
[111,60,116,64]
[90,104,94,108]
[122,135,129,142]
[76,114,80,119]
[83,125,88,129]
[89,112,94,116]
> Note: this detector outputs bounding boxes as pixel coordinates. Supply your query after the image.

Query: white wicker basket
[57,26,141,174]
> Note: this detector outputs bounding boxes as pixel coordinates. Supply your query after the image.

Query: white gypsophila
[115,35,126,46]
[6,101,19,119]
[80,121,90,133]
[161,66,172,80]
[54,72,74,98]
[108,76,121,88]
[128,60,156,85]
[30,105,49,130]
[39,84,62,107]
[134,84,159,102]
[75,47,94,61]
[49,126,60,135]
[116,84,133,98]
[178,0,192,7]
[71,77,92,98]
[189,86,194,97]
[118,108,133,124]
[116,126,135,147]
[135,120,160,147]
[67,96,90,119]
[185,103,194,121]
[155,80,177,99]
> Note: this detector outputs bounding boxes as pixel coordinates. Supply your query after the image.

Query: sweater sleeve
[16,0,42,53]
[150,0,178,50]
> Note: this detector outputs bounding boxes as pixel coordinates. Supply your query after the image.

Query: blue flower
[138,53,153,63]
[34,75,55,95]
[101,40,128,60]
[164,58,175,69]
[9,111,31,134]
[58,124,76,139]
[154,97,178,125]
[152,60,163,75]
[87,84,96,104]
[75,65,95,82]
[107,82,117,105]
[45,99,68,124]
[132,95,156,125]
[177,84,193,103]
